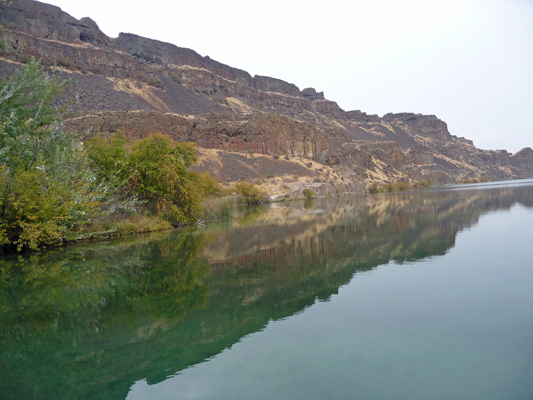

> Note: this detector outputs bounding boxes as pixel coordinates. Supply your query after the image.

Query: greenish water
[1,180,533,400]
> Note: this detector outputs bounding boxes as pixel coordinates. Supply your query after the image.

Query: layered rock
[1,0,532,190]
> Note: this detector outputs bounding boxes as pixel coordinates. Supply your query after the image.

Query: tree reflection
[1,183,533,400]
[0,230,210,400]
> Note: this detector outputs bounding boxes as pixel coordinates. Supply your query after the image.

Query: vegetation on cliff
[367,180,432,194]
[0,60,221,251]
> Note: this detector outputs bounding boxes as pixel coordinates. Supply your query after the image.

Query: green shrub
[127,134,205,224]
[135,73,164,89]
[303,188,314,199]
[0,60,106,250]
[198,172,222,196]
[380,183,395,193]
[396,182,409,191]
[234,181,266,205]
[86,132,129,183]
[368,182,380,194]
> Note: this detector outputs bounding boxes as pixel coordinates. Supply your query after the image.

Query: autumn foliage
[0,60,220,251]
[87,132,218,225]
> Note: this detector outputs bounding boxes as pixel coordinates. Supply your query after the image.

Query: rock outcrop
[1,0,532,191]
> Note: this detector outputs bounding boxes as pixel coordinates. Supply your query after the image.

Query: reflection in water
[1,181,533,400]
[0,231,210,400]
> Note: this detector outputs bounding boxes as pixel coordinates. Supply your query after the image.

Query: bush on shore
[367,180,432,194]
[0,60,223,251]
[234,181,267,205]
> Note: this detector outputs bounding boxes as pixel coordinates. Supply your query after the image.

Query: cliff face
[1,0,532,191]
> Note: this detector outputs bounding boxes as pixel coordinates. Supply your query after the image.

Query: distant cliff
[1,0,532,193]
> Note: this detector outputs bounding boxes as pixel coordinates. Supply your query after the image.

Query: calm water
[1,180,533,400]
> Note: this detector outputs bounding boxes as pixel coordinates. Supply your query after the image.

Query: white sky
[42,0,533,153]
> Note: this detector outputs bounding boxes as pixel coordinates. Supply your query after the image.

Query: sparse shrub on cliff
[303,188,314,199]
[56,58,79,71]
[368,179,432,194]
[0,26,5,52]
[395,182,409,191]
[412,180,431,189]
[380,183,395,193]
[463,177,490,184]
[148,78,164,89]
[134,72,164,89]
[368,182,380,194]
[19,54,32,64]
[170,74,184,85]
[234,181,266,205]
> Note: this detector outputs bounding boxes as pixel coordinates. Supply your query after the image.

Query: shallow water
[1,180,533,400]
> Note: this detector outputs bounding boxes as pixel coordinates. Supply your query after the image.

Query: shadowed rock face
[1,0,532,189]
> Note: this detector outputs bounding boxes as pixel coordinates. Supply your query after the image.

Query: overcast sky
[43,0,532,153]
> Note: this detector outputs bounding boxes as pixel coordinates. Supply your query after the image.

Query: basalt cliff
[1,0,532,196]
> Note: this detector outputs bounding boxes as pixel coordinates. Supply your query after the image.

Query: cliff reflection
[0,183,532,400]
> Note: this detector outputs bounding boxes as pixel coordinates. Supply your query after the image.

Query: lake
[1,180,532,400]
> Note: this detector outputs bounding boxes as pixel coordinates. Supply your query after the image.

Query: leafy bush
[0,165,103,250]
[0,59,72,170]
[198,172,221,196]
[126,134,206,224]
[380,183,395,193]
[303,188,314,199]
[396,182,409,191]
[135,73,164,89]
[368,182,380,194]
[86,132,128,183]
[0,59,231,250]
[0,60,106,250]
[87,131,225,225]
[234,181,266,205]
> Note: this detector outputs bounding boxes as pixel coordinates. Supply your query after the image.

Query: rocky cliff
[1,0,532,195]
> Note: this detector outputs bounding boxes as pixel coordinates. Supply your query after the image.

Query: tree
[0,59,72,171]
[87,132,216,225]
[0,60,103,251]
[127,134,205,224]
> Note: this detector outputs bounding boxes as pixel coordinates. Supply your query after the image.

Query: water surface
[1,180,533,399]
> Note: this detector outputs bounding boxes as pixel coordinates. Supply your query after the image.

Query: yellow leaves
[0,165,103,250]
